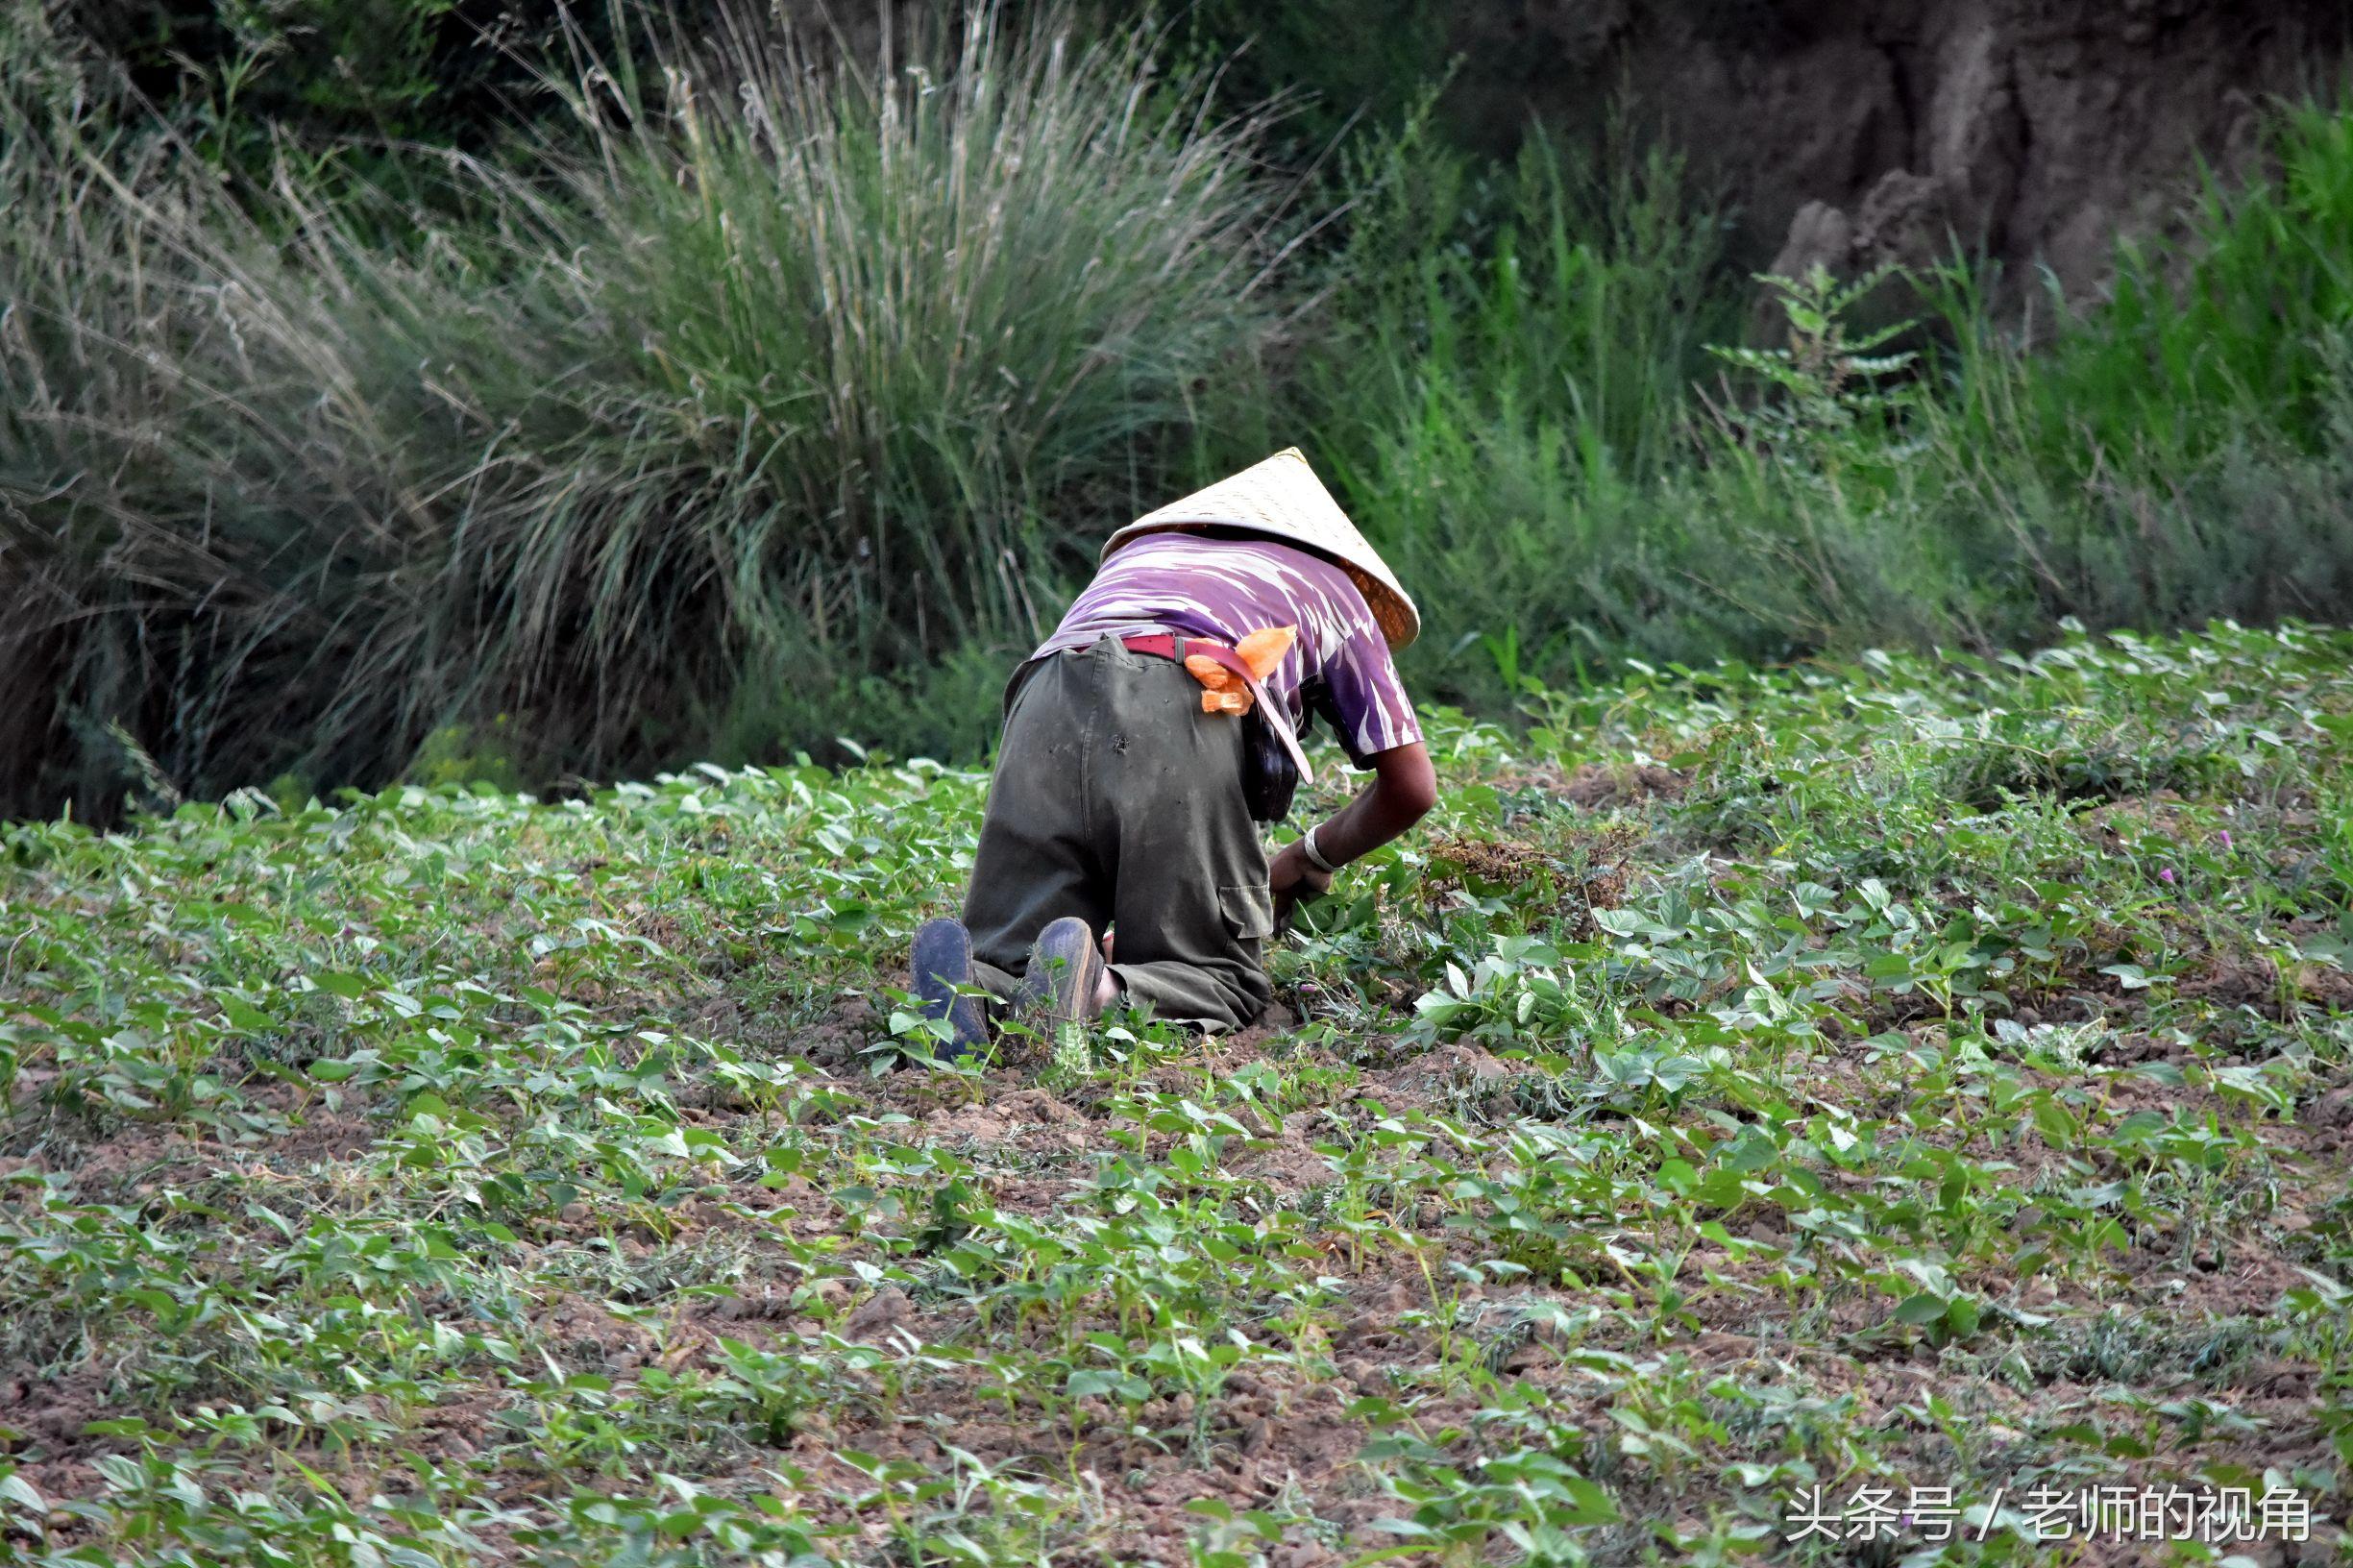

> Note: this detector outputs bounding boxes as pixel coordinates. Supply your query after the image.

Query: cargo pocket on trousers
[1219,883,1276,943]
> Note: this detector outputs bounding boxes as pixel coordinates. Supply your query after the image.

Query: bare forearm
[1310,743,1435,866]
[1270,743,1433,926]
[1312,787,1408,865]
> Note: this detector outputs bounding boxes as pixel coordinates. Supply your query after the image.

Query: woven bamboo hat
[1102,448,1420,648]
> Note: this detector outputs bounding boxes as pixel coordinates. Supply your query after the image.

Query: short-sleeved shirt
[1033,533,1421,764]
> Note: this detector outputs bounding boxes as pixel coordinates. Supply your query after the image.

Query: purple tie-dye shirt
[1034,533,1421,764]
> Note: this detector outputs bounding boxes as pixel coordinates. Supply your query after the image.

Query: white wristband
[1300,825,1341,875]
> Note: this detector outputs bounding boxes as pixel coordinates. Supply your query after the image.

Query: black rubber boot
[911,917,989,1059]
[1017,916,1107,1024]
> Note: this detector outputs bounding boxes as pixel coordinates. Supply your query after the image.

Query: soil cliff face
[1445,0,2352,306]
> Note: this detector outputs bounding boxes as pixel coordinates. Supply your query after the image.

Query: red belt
[1122,632,1255,688]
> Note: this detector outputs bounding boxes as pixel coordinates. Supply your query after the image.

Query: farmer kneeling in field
[910,448,1436,1051]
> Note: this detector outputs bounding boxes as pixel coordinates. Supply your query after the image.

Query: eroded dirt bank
[1446,0,2353,306]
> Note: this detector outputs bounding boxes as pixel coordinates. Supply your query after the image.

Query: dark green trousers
[963,636,1275,1030]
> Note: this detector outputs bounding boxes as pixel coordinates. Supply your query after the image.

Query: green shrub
[1889,98,2353,638]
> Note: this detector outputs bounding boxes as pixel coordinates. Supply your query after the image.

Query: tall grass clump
[1300,116,1752,707]
[1,2,1290,819]
[1906,98,2353,636]
[1953,99,2353,477]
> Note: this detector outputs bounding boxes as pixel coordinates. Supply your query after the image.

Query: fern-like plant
[1707,264,1926,487]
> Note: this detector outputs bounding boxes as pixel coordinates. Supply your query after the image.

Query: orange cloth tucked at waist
[1118,626,1295,716]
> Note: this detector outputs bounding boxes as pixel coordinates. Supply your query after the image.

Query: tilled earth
[3,625,2351,1565]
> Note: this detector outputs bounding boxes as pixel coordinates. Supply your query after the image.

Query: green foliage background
[8,0,2353,818]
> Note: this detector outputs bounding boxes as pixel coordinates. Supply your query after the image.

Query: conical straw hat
[1103,448,1420,648]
